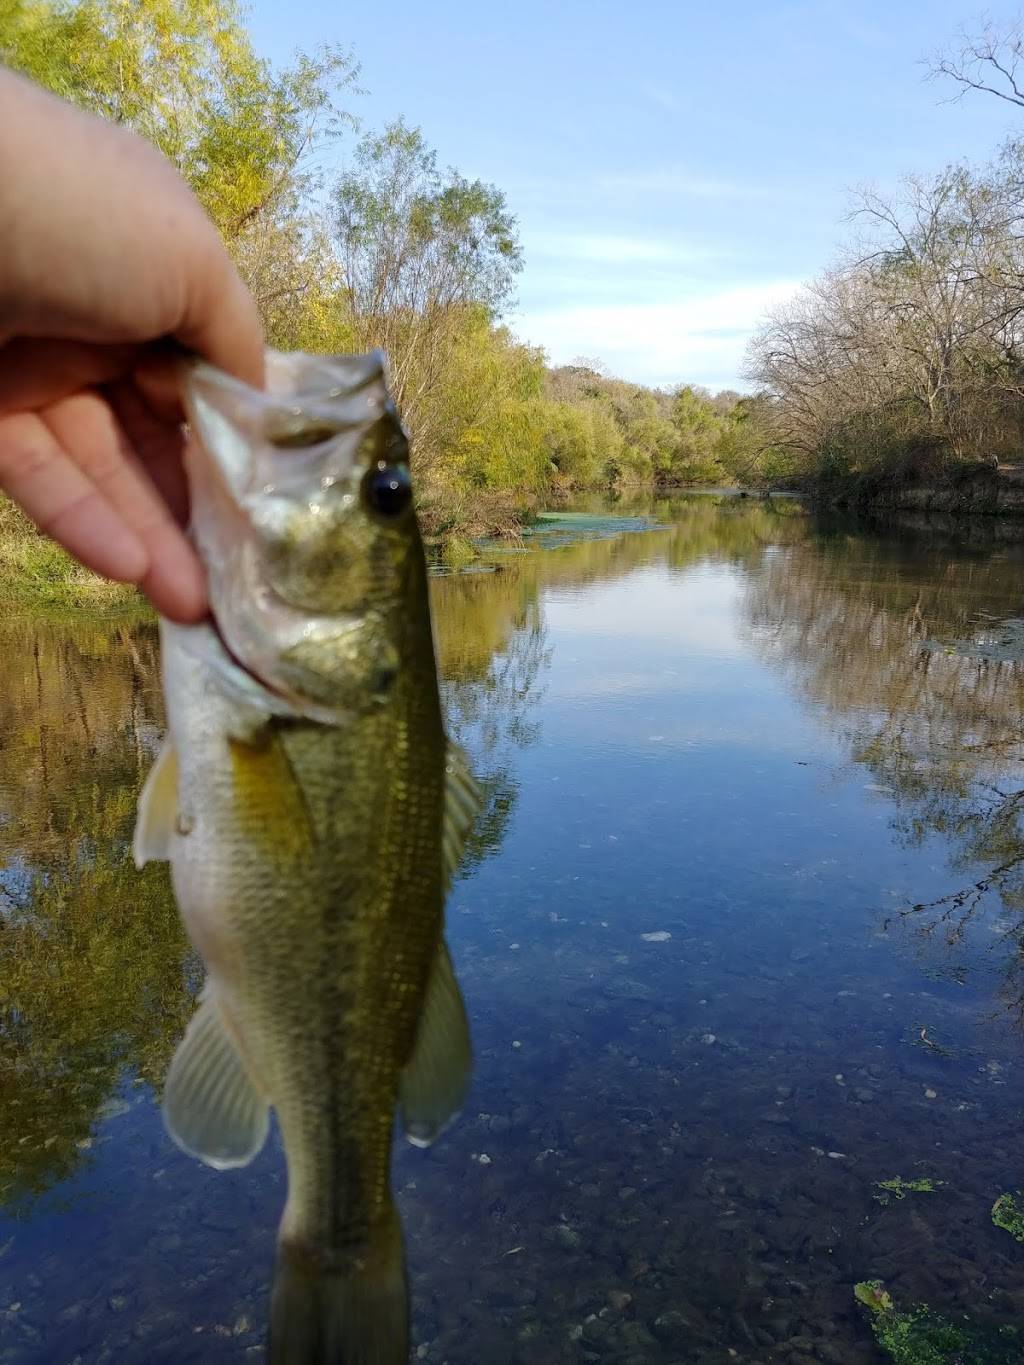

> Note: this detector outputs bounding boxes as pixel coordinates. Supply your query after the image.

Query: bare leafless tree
[746,161,1024,471]
[928,16,1024,108]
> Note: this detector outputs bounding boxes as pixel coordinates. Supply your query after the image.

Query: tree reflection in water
[745,521,1024,1020]
[0,614,193,1212]
[5,498,1024,1218]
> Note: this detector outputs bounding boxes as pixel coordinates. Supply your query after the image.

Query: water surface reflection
[0,496,1022,1363]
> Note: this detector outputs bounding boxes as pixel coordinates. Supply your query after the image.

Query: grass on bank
[0,498,142,613]
[0,488,520,611]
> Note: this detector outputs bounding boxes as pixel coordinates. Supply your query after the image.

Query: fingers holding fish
[0,384,207,621]
[0,337,138,413]
[104,374,191,527]
[42,385,205,619]
[0,405,149,585]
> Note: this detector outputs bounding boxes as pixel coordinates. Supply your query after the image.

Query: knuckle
[0,422,54,485]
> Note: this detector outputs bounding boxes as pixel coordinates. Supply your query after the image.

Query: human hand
[0,69,265,622]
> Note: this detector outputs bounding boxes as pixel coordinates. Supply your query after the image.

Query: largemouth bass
[133,350,479,1364]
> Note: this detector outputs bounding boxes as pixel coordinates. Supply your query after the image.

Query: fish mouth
[178,347,398,728]
[182,349,393,503]
[181,605,347,728]
[207,608,283,700]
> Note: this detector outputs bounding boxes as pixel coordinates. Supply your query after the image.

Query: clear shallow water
[1,494,1024,1363]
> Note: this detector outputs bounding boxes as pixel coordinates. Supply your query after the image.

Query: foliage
[0,0,358,346]
[541,366,761,493]
[0,0,357,229]
[670,386,728,482]
[991,1191,1024,1241]
[0,497,141,609]
[333,120,522,476]
[336,119,521,320]
[328,119,760,521]
[0,0,763,552]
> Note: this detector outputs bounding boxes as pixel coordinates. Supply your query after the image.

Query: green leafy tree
[334,119,522,470]
[669,385,726,482]
[0,0,358,338]
[716,395,794,485]
[419,312,550,530]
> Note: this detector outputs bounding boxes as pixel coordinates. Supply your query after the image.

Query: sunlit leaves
[0,0,359,344]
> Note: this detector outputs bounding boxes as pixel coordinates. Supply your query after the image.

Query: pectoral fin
[400,940,471,1147]
[228,730,314,863]
[163,987,269,1170]
[443,740,482,891]
[133,740,178,868]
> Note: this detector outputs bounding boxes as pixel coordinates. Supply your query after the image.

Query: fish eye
[362,461,413,521]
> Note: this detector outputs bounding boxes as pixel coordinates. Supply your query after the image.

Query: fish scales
[135,349,478,1365]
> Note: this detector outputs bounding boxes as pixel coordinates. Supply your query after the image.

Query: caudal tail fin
[268,1207,408,1365]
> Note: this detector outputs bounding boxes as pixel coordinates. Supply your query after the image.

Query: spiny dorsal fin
[443,740,482,892]
[163,986,269,1170]
[133,739,178,868]
[400,939,471,1147]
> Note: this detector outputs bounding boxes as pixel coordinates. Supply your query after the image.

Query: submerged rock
[651,1309,696,1347]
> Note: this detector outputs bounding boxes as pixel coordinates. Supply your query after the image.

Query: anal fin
[443,739,482,891]
[399,940,471,1147]
[163,987,269,1170]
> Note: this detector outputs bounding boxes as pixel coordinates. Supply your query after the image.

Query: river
[0,493,1022,1363]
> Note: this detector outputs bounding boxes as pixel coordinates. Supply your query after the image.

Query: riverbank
[0,501,140,612]
[810,463,1024,522]
[0,493,533,611]
[0,481,827,612]
[0,485,662,609]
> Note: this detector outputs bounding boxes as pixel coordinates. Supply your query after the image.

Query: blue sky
[248,0,1024,390]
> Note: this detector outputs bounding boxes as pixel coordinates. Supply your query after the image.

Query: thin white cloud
[512,280,802,389]
[524,230,713,266]
[596,166,766,200]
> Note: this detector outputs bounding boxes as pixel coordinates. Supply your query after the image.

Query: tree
[669,386,726,482]
[333,119,522,467]
[746,161,1024,479]
[0,0,359,335]
[928,16,1024,110]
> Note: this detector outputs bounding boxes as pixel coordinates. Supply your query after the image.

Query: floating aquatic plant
[854,1281,1019,1364]
[991,1191,1024,1242]
[855,1280,894,1312]
[873,1176,942,1206]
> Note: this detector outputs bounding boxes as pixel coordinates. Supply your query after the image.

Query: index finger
[0,338,138,415]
